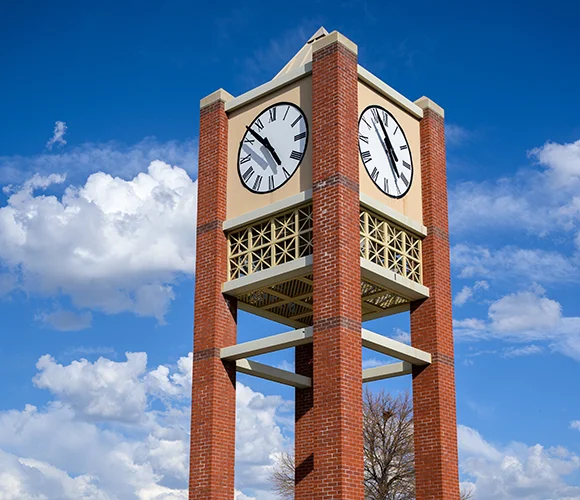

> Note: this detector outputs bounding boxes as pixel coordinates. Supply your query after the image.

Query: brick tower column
[306,32,364,499]
[410,97,460,500]
[189,90,237,500]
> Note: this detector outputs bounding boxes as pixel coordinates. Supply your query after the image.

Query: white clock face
[358,105,413,199]
[238,103,308,194]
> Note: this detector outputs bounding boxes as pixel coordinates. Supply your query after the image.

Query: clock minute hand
[377,115,399,165]
[245,126,281,166]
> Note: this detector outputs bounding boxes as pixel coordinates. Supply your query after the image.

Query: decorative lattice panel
[360,207,422,284]
[227,204,313,280]
[226,203,423,326]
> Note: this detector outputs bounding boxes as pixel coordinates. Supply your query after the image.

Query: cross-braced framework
[225,202,424,325]
[227,204,313,280]
[360,207,422,284]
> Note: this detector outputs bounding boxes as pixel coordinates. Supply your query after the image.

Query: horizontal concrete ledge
[224,190,312,232]
[312,30,358,55]
[223,256,313,297]
[236,359,312,389]
[221,327,313,361]
[358,66,423,120]
[360,193,427,237]
[362,328,431,366]
[225,63,312,114]
[414,96,445,118]
[363,361,413,383]
[361,258,430,301]
[200,88,234,109]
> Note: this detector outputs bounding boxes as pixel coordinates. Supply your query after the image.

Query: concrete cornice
[414,96,445,118]
[358,66,423,120]
[225,63,312,113]
[200,88,234,109]
[311,30,358,55]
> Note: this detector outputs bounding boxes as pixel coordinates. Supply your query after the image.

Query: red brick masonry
[297,39,365,500]
[410,106,461,500]
[189,98,238,500]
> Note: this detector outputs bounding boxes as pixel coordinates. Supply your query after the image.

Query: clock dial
[238,103,308,194]
[358,105,413,199]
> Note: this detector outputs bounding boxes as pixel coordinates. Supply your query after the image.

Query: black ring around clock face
[358,105,414,199]
[237,102,309,194]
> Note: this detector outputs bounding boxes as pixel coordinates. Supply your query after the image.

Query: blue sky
[1,1,579,499]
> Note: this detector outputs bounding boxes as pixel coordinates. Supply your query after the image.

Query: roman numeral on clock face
[291,115,302,127]
[253,175,263,191]
[400,144,408,150]
[255,118,264,131]
[359,134,369,144]
[403,160,411,169]
[283,167,291,178]
[268,175,275,191]
[400,172,409,187]
[240,153,251,164]
[361,151,372,163]
[269,108,276,122]
[242,166,254,182]
[294,132,306,141]
[371,167,379,182]
[384,178,389,192]
[290,150,303,161]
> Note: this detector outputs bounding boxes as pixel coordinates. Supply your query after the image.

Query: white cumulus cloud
[458,425,580,500]
[33,353,148,423]
[0,351,290,500]
[454,288,580,361]
[0,161,197,322]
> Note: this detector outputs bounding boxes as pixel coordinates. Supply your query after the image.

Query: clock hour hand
[245,126,281,166]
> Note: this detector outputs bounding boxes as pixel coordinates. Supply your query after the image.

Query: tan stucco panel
[227,76,313,220]
[358,80,423,225]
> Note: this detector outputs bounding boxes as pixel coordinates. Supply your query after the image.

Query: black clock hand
[262,137,282,166]
[372,118,400,179]
[376,116,400,178]
[386,151,400,191]
[245,126,281,166]
[382,127,399,163]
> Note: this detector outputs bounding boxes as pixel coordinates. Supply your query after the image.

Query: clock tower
[189,28,460,499]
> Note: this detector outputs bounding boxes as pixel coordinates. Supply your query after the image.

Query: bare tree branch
[269,389,472,499]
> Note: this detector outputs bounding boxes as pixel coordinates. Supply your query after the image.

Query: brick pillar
[294,343,314,497]
[410,97,460,500]
[189,90,237,500]
[307,33,364,500]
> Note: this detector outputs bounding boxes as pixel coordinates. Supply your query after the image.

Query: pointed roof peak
[307,27,329,44]
[273,27,330,80]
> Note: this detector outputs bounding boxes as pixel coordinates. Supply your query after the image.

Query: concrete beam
[362,328,431,366]
[363,361,413,383]
[236,359,312,389]
[221,328,313,361]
